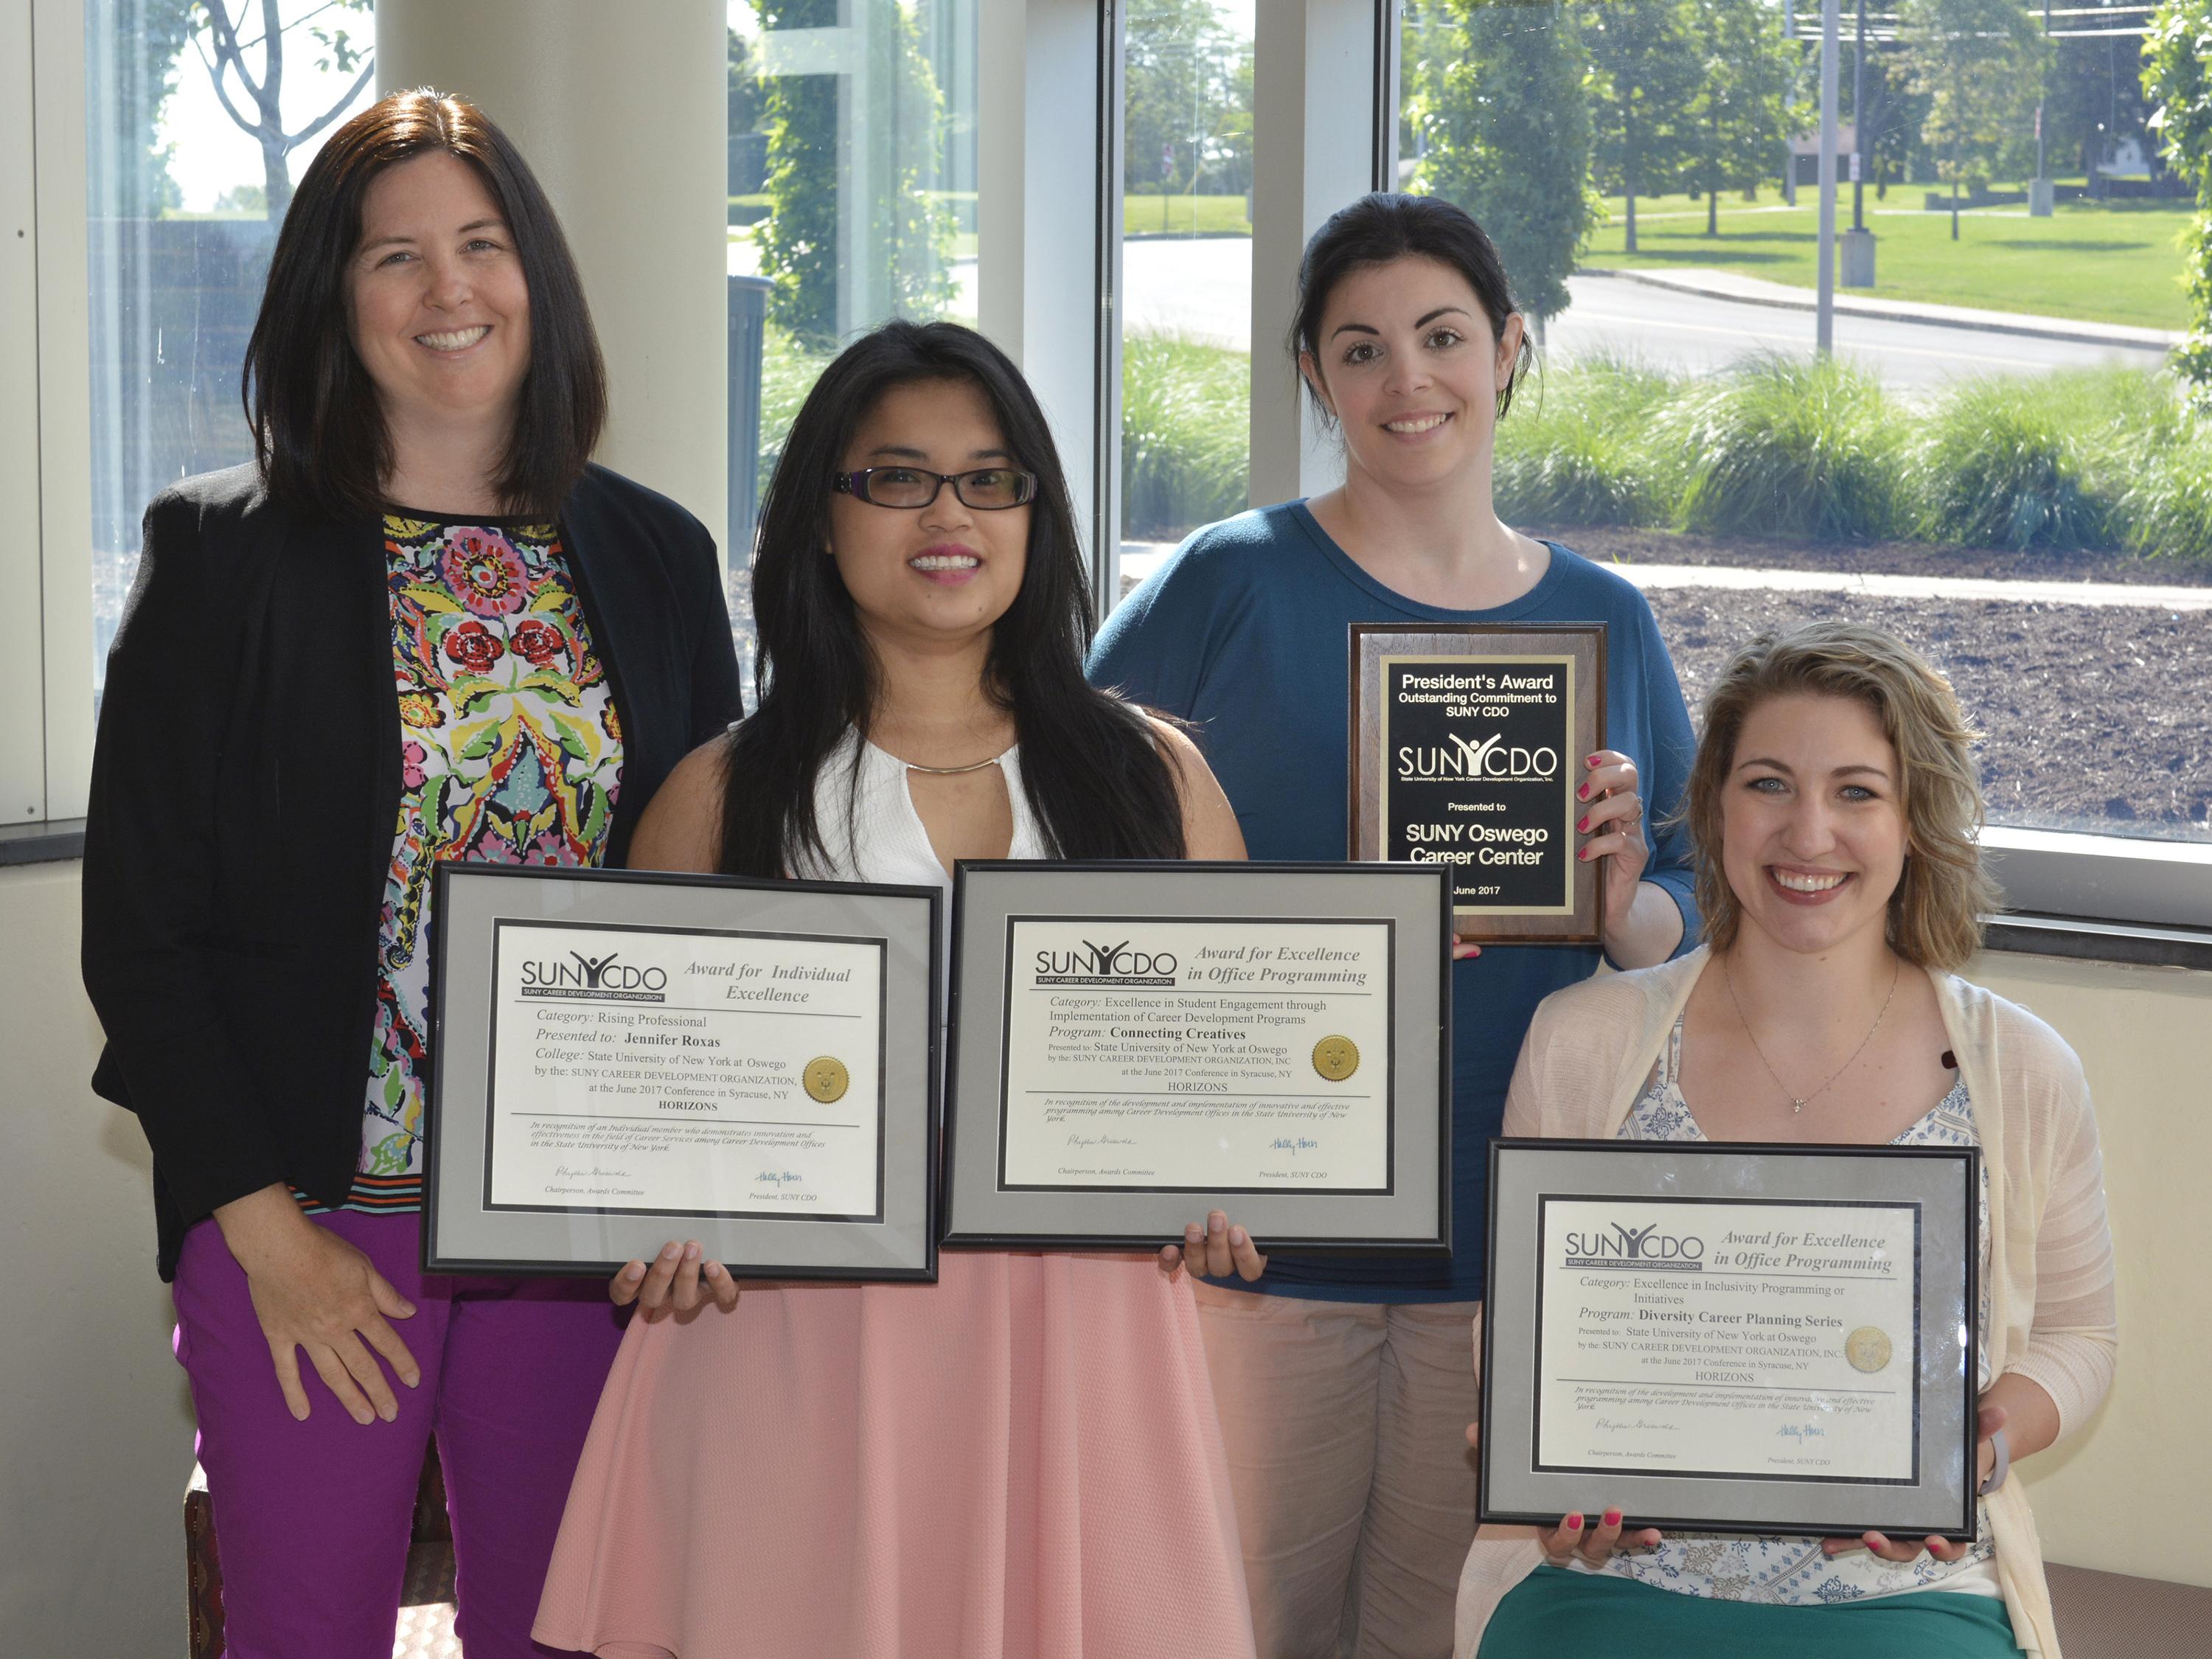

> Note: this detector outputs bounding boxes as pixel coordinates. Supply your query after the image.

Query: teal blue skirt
[1479,1565,2019,1658]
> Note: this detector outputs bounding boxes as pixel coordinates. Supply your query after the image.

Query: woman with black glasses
[532,320,1262,1659]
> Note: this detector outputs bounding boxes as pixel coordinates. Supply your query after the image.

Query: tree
[184,0,374,217]
[1406,0,1597,322]
[1682,0,1796,235]
[1896,0,2047,238]
[2049,28,2161,185]
[1124,0,1248,202]
[754,0,957,346]
[1582,0,1704,253]
[2144,0,2212,400]
[88,0,197,218]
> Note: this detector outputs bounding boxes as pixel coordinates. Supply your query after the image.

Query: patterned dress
[305,512,623,1214]
[1585,1017,1999,1605]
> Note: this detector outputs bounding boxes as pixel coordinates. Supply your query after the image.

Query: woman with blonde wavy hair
[1457,622,2116,1659]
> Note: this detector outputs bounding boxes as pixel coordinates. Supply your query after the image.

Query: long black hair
[1289,192,1531,424]
[717,320,1187,876]
[242,88,606,518]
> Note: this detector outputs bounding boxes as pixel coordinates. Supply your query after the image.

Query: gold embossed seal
[802,1057,850,1105]
[1312,1036,1360,1082]
[1845,1326,1893,1374]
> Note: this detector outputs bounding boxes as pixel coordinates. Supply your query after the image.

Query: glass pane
[726,0,980,686]
[1401,0,2209,844]
[86,0,376,709]
[1117,0,1256,608]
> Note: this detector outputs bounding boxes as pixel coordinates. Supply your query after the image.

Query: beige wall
[1975,950,2212,1588]
[0,861,195,1658]
[4,861,2208,1653]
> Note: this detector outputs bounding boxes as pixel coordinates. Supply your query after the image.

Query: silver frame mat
[424,863,941,1280]
[942,860,1453,1252]
[1482,1138,1980,1539]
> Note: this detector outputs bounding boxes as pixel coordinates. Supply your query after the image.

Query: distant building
[2095,135,2149,181]
[1789,125,1858,187]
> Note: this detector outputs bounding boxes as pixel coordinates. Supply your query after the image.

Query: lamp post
[1818,0,1840,343]
[1840,0,1875,284]
[2031,0,2054,215]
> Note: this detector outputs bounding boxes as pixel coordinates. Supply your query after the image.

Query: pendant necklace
[1723,956,1899,1115]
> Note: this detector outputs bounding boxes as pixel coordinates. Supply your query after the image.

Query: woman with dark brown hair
[78,90,741,1658]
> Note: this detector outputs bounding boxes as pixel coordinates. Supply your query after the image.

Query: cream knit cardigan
[1454,947,2118,1659]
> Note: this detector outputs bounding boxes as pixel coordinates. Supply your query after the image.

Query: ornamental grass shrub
[2123,422,2212,560]
[1667,354,1905,540]
[1493,353,1680,528]
[1121,330,1251,539]
[1904,375,2121,552]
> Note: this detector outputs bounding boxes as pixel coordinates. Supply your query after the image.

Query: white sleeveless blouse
[787,732,1051,1006]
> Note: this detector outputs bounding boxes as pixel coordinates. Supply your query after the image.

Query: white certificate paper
[486,920,884,1218]
[1536,1198,1920,1483]
[997,917,1394,1192]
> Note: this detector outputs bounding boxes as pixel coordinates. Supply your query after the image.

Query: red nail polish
[1586,754,1600,767]
[1603,1509,1621,1527]
[1577,782,1590,800]
[1576,816,1589,832]
[1565,1514,1583,1531]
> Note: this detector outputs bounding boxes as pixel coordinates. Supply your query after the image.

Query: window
[1117,0,1256,603]
[726,0,981,681]
[1399,0,2210,851]
[86,0,375,706]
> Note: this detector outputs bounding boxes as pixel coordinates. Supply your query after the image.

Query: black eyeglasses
[833,466,1039,511]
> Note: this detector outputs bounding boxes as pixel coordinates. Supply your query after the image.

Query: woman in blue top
[1088,192,1700,1658]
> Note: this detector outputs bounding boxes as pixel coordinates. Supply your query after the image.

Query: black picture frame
[1481,1138,1981,1540]
[940,860,1453,1253]
[423,863,942,1281]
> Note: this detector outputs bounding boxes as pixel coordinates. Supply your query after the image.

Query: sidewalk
[1116,543,2212,612]
[1579,265,2182,352]
[1612,561,2212,612]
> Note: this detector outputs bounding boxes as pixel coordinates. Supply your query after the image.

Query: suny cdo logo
[1032,937,1178,987]
[1395,731,1559,782]
[1562,1221,1705,1270]
[521,950,669,1001]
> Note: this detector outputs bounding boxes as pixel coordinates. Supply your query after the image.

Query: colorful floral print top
[314,513,623,1214]
[1579,1017,1998,1605]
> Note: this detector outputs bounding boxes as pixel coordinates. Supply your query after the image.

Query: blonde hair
[1685,622,2000,970]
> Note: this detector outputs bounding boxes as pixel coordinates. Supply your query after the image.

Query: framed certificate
[941,860,1452,1253]
[1481,1139,1980,1539]
[1349,623,1606,942]
[423,863,941,1280]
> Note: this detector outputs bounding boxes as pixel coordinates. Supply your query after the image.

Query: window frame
[5,0,94,831]
[7,0,2212,948]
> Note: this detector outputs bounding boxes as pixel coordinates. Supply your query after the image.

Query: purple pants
[171,1209,626,1659]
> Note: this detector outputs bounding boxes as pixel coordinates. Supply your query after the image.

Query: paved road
[1110,239,2173,387]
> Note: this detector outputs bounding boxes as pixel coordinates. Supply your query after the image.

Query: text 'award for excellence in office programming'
[1481,1139,1980,1539]
[941,861,1453,1253]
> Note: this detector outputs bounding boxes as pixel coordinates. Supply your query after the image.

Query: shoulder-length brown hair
[1685,622,2000,971]
[241,88,605,518]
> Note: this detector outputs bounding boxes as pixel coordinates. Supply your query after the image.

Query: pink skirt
[534,1252,1256,1659]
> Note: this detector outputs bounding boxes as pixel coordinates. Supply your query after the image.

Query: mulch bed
[1545,526,2212,840]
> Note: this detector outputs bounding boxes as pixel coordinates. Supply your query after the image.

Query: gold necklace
[899,753,1004,776]
[1722,956,1900,1115]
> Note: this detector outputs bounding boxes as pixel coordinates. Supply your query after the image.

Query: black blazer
[80,462,745,1277]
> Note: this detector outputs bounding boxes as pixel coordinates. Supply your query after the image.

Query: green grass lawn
[1584,195,2194,331]
[1124,191,1251,237]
